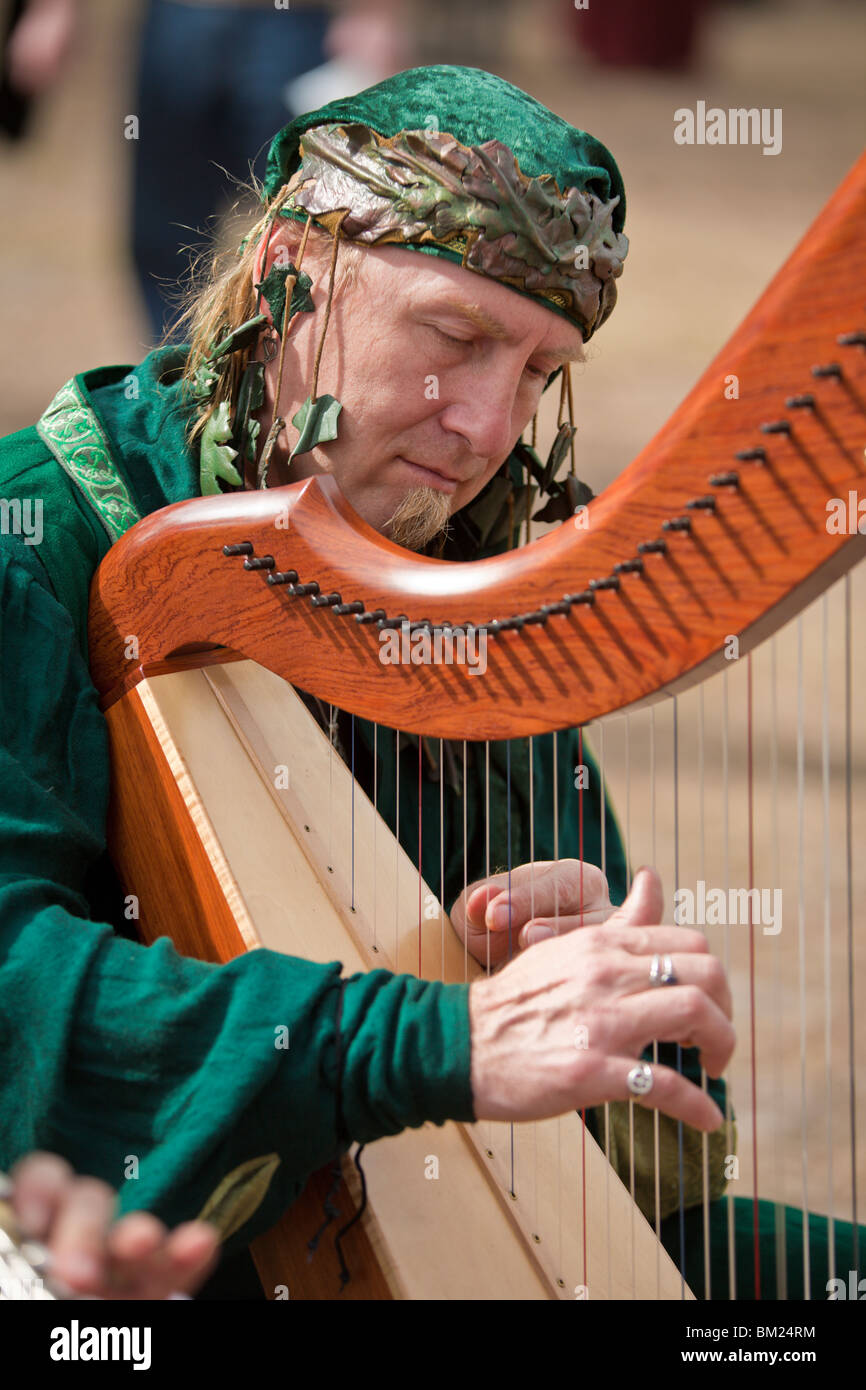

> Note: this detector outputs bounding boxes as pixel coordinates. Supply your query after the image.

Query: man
[0,64,845,1300]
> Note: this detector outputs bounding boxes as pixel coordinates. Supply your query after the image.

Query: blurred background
[1,0,864,1254]
[0,0,863,465]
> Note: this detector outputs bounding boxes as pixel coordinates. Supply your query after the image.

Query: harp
[87,154,865,1301]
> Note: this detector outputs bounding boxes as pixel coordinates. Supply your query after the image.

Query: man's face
[263,239,585,540]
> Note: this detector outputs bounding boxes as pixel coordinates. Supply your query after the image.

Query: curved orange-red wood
[89,155,866,740]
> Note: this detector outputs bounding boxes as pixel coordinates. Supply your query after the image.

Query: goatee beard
[384,485,452,551]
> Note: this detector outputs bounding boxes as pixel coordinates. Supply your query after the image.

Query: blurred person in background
[2,1151,219,1299]
[132,0,411,340]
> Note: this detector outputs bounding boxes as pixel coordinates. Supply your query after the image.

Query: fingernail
[489,903,511,930]
[524,925,555,946]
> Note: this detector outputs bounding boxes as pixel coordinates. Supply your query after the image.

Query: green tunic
[0,349,473,1264]
[1,347,857,1298]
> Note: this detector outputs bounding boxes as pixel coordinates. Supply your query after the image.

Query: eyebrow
[439,298,585,363]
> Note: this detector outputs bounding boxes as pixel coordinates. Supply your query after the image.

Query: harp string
[821,596,835,1284]
[770,635,787,1299]
[796,616,809,1299]
[699,683,711,1301]
[576,726,586,1289]
[672,694,687,1299]
[440,737,445,982]
[747,651,760,1298]
[844,572,859,1273]
[417,738,423,976]
[722,664,736,1300]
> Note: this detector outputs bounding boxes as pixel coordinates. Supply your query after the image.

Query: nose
[439,359,523,463]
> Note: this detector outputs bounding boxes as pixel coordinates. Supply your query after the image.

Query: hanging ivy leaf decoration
[541,422,577,491]
[200,400,243,495]
[192,362,219,400]
[532,479,571,523]
[255,262,314,333]
[532,472,594,523]
[565,473,594,511]
[291,394,342,457]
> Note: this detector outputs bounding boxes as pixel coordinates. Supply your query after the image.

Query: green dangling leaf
[192,362,219,400]
[291,394,342,458]
[245,417,261,463]
[255,263,314,334]
[207,313,268,364]
[200,400,243,495]
[541,422,577,490]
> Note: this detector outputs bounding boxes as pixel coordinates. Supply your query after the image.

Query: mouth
[396,456,460,494]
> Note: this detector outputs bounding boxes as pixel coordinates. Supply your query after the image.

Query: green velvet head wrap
[262,65,628,342]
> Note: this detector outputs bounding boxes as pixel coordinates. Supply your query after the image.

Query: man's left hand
[450,859,613,968]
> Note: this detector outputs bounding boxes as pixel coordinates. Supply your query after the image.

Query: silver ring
[649,953,677,987]
[626,1062,653,1097]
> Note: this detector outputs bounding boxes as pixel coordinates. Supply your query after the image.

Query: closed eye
[430,325,473,347]
[525,361,551,381]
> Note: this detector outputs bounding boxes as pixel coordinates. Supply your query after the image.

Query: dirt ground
[2,0,863,1251]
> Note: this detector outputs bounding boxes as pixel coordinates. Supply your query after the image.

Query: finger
[9,1152,76,1238]
[594,1056,726,1132]
[111,1223,220,1301]
[47,1177,117,1294]
[162,1222,221,1295]
[485,860,610,932]
[463,880,508,931]
[626,952,733,1021]
[106,1210,167,1264]
[617,986,736,1079]
[517,907,614,950]
[590,922,711,957]
[602,865,666,931]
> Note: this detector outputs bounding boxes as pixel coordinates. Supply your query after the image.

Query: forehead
[359,243,585,357]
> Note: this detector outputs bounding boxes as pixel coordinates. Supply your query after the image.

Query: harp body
[88,155,866,1300]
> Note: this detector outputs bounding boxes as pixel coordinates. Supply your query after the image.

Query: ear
[251,221,298,293]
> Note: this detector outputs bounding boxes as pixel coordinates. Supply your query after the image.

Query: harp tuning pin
[760,420,792,435]
[735,447,767,463]
[334,600,365,616]
[563,590,596,605]
[811,362,842,378]
[541,600,572,615]
[356,608,386,625]
[837,331,866,347]
[223,542,254,557]
[267,569,299,585]
[709,471,739,487]
[409,619,434,632]
[521,610,548,625]
[785,393,815,410]
[291,582,320,597]
[613,559,644,574]
[588,576,620,592]
[243,554,275,570]
[662,517,691,532]
[311,591,342,608]
[637,540,667,555]
[685,496,716,511]
[377,614,407,630]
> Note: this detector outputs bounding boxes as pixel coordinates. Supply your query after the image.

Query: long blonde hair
[170,184,363,450]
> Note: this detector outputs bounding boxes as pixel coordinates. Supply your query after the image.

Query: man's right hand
[468,867,733,1132]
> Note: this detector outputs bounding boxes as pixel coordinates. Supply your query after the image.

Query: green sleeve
[0,544,474,1257]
